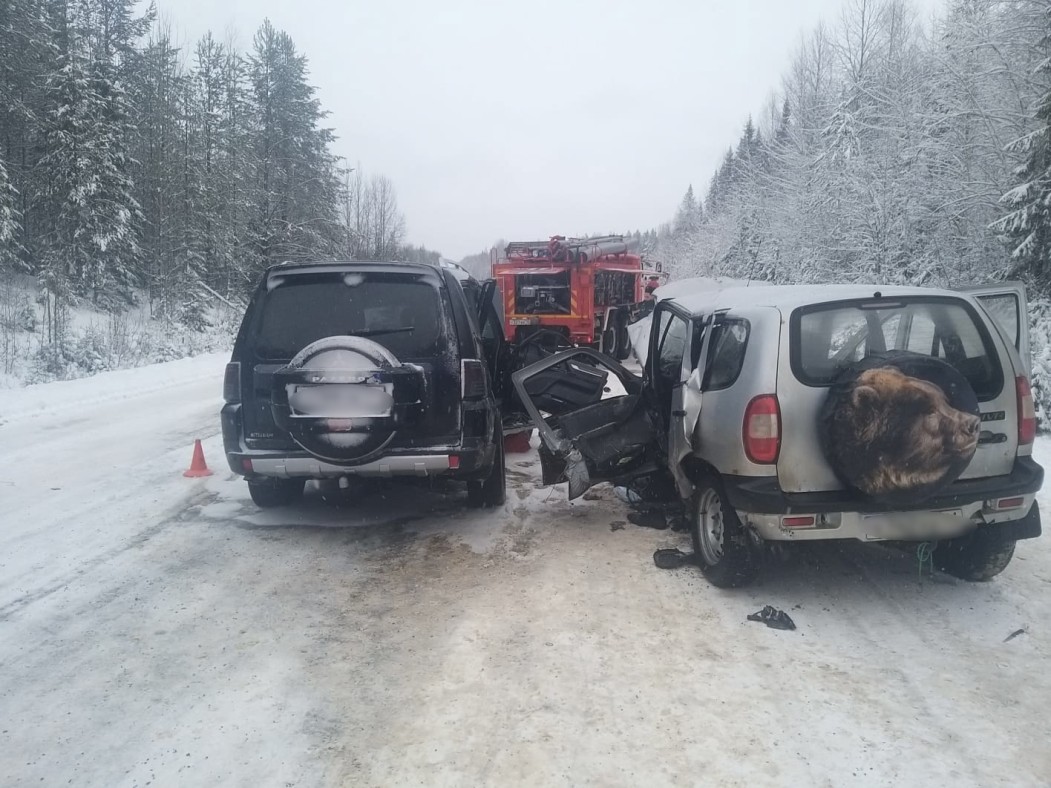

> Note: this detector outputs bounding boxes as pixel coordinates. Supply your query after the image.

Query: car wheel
[468,428,506,508]
[690,474,761,588]
[248,478,306,508]
[934,528,1016,581]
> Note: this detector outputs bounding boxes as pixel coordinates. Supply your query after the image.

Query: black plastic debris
[1004,627,1028,643]
[747,605,797,631]
[653,548,696,570]
[628,511,668,530]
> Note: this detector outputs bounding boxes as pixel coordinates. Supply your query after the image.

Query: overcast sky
[156,0,944,260]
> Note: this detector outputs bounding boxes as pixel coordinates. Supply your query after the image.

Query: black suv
[221,261,508,508]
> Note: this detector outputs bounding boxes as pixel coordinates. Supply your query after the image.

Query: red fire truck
[491,235,659,360]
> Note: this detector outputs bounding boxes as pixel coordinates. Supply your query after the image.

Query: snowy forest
[654,0,1050,293]
[0,0,435,382]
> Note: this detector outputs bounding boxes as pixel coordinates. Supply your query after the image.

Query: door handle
[672,410,687,417]
[978,431,1007,445]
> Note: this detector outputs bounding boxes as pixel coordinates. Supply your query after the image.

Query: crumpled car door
[666,313,714,498]
[512,348,659,499]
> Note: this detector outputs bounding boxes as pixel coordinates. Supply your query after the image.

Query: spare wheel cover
[818,350,981,506]
[272,336,405,465]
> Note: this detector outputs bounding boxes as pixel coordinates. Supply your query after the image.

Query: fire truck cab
[491,235,656,360]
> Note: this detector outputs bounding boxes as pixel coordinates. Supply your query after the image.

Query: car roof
[264,260,446,283]
[668,283,972,316]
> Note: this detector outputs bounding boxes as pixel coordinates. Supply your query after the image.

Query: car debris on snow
[653,548,697,569]
[747,605,797,631]
[1003,626,1028,642]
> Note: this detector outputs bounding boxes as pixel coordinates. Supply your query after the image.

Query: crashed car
[221,260,511,508]
[513,282,1043,587]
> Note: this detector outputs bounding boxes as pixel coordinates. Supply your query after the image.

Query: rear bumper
[723,457,1044,514]
[740,499,1040,542]
[221,403,495,480]
[723,457,1043,543]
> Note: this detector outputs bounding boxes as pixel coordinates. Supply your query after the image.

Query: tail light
[743,394,781,464]
[1016,376,1036,446]
[461,359,487,400]
[223,362,241,403]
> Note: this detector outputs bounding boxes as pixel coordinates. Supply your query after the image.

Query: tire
[468,428,506,508]
[248,477,306,508]
[934,528,1017,581]
[601,326,617,358]
[690,474,761,588]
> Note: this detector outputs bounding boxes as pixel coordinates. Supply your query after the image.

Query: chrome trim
[250,455,451,479]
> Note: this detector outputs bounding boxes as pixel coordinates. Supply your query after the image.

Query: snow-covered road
[1,355,1050,787]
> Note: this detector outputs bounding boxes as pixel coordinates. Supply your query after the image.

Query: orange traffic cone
[183,439,213,477]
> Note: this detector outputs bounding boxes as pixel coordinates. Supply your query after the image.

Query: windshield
[253,275,444,361]
[792,298,1004,400]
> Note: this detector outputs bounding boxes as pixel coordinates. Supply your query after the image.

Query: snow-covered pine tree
[130,29,181,313]
[190,33,230,296]
[993,4,1051,287]
[0,153,21,261]
[0,0,55,273]
[40,4,97,299]
[247,19,341,273]
[84,51,142,302]
[673,184,700,236]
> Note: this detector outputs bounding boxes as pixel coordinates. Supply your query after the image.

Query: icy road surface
[1,354,1050,787]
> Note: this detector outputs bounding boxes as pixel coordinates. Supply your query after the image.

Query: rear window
[252,273,445,361]
[791,297,1004,400]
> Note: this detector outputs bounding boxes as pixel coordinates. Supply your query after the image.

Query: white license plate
[509,317,535,326]
[860,509,967,540]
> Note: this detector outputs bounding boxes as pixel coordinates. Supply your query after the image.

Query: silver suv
[513,282,1043,587]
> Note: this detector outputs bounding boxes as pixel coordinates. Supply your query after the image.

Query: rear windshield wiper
[347,326,415,337]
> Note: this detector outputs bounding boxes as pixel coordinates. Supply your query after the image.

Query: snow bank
[0,351,229,426]
[0,275,238,388]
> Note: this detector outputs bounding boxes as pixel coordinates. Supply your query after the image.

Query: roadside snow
[0,351,228,425]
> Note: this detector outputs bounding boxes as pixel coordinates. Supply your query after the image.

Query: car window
[793,298,1004,400]
[253,275,444,361]
[976,293,1020,349]
[703,319,750,390]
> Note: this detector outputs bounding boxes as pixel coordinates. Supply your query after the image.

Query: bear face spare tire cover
[818,350,981,506]
[271,336,423,465]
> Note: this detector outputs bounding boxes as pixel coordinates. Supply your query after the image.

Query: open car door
[511,302,706,500]
[475,279,510,401]
[961,281,1030,375]
[512,349,659,499]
